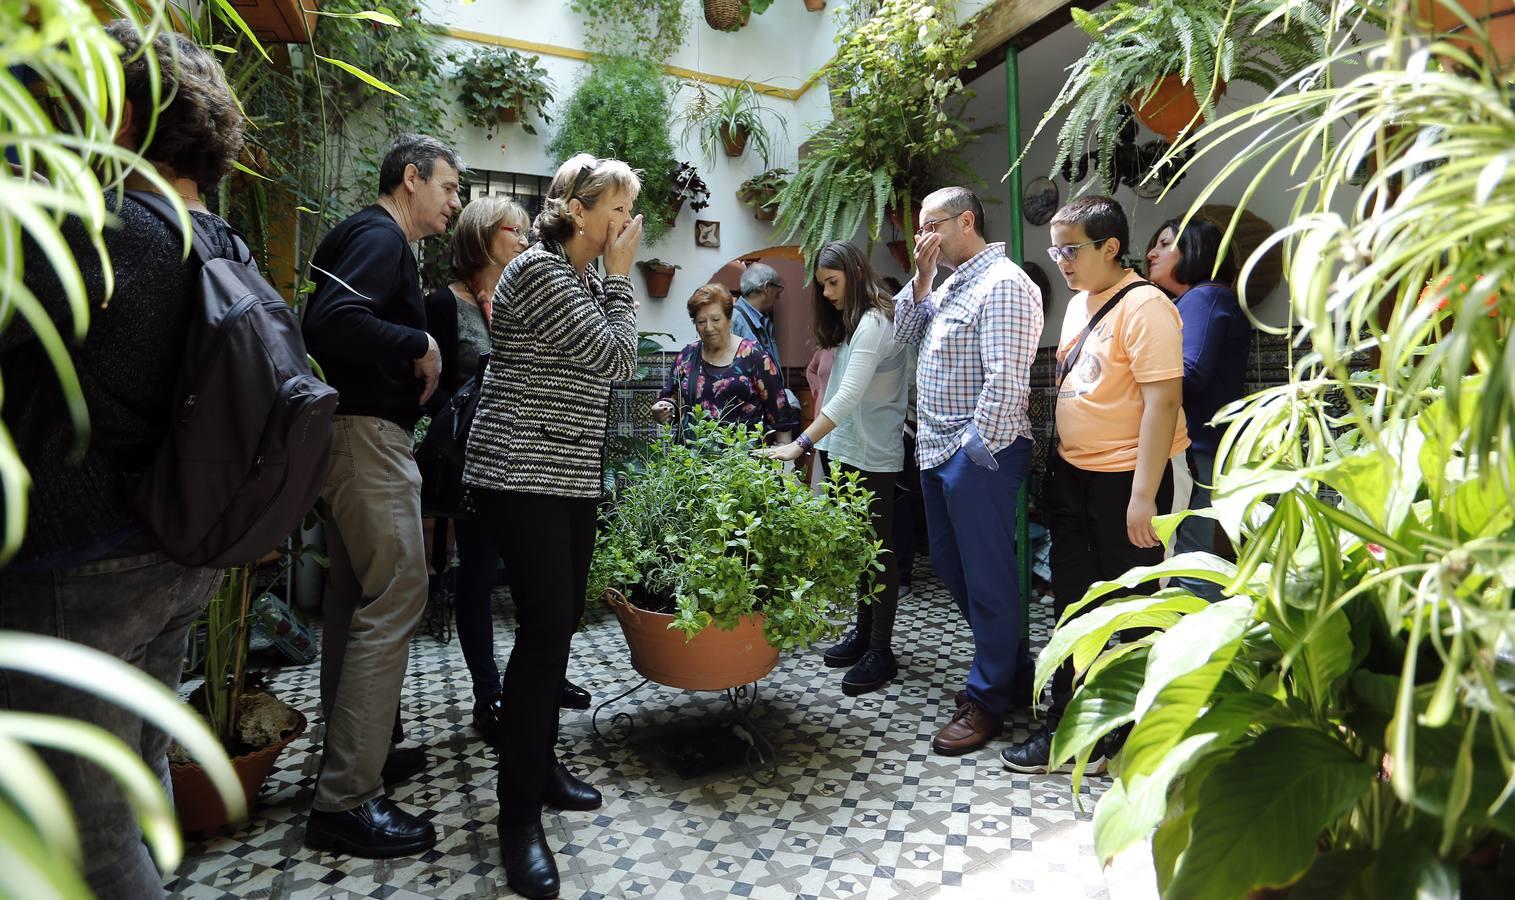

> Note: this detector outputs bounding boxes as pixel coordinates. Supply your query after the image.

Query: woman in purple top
[652,283,798,442]
[1145,216,1250,601]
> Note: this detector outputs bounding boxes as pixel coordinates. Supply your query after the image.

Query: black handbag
[419,351,489,517]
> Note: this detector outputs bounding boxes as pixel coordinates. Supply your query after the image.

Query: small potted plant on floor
[637,258,681,298]
[678,79,788,167]
[1021,0,1329,188]
[168,565,307,834]
[589,416,881,690]
[737,167,790,222]
[453,46,554,137]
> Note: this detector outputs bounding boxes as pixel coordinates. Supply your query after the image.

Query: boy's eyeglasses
[1046,239,1106,263]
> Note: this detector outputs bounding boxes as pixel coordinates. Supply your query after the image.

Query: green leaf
[315,55,407,98]
[1168,728,1374,900]
[1061,553,1242,622]
[1048,647,1147,770]
[311,10,402,27]
[1133,597,1253,719]
[1274,607,1354,714]
[1035,591,1211,699]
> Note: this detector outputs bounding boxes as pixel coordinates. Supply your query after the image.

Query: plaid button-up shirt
[893,243,1043,470]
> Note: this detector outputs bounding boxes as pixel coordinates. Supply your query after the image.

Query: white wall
[953,11,1302,346]
[425,0,844,344]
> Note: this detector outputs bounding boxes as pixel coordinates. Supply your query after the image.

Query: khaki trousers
[313,415,428,812]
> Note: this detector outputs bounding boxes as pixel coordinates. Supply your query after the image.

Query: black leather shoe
[842,648,898,696]
[304,797,436,858]
[473,694,506,748]
[380,746,428,786]
[1000,722,1107,775]
[500,819,560,898]
[542,764,603,811]
[822,628,868,668]
[559,679,591,710]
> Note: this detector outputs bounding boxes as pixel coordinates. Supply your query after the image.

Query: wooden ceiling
[961,0,1099,84]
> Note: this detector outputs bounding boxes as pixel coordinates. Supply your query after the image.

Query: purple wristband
[796,433,814,452]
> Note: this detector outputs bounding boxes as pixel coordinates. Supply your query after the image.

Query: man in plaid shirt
[894,187,1043,756]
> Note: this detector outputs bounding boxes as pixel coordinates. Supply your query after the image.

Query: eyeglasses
[919,213,962,234]
[1046,239,1106,263]
[501,225,525,235]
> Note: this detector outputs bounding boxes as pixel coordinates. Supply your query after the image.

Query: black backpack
[417,351,489,517]
[130,192,338,567]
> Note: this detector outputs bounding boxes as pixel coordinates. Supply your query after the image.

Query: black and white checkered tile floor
[168,564,1147,899]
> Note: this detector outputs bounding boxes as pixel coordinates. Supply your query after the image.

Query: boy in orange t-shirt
[1001,196,1189,776]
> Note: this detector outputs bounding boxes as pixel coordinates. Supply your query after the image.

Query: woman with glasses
[651,283,798,441]
[463,154,643,898]
[762,241,915,695]
[1143,216,1249,601]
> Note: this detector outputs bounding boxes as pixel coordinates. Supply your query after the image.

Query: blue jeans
[0,551,220,900]
[920,437,1033,717]
[1173,449,1224,602]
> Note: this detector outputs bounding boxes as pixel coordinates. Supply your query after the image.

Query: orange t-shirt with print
[1055,271,1190,472]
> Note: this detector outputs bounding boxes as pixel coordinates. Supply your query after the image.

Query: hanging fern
[1017,0,1339,190]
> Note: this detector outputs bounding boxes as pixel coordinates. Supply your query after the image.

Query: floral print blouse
[659,338,800,436]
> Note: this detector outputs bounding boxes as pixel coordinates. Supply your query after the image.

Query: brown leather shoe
[931,701,1001,756]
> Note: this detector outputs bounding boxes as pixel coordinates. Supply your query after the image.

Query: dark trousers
[453,516,503,701]
[1045,453,1174,722]
[919,438,1033,717]
[893,431,920,585]
[836,462,900,649]
[0,552,220,900]
[479,490,596,826]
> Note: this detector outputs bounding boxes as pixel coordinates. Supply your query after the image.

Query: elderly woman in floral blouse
[652,283,798,442]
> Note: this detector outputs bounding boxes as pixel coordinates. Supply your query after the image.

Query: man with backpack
[299,133,462,858]
[0,24,261,900]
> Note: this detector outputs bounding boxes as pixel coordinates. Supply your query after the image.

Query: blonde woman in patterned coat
[463,154,643,898]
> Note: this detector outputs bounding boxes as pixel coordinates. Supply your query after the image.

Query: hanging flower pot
[804,0,827,10]
[496,104,520,125]
[1129,74,1226,144]
[606,589,779,691]
[719,122,750,157]
[1415,1,1515,72]
[754,202,778,222]
[637,260,680,299]
[704,0,744,31]
[886,240,911,273]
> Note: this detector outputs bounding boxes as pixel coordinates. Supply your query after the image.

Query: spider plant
[1039,6,1515,896]
[678,80,788,169]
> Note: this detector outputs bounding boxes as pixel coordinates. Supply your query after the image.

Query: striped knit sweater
[463,240,638,498]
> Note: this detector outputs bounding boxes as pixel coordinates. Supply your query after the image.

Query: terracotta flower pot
[1129,74,1226,144]
[640,266,678,299]
[496,105,520,125]
[169,708,307,835]
[606,588,779,691]
[1416,1,1515,72]
[887,239,911,273]
[720,123,750,157]
[804,0,828,11]
[754,203,778,222]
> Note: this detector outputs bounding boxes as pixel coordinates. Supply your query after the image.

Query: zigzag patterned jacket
[463,239,638,498]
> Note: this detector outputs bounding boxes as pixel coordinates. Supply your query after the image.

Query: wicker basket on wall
[704,0,744,31]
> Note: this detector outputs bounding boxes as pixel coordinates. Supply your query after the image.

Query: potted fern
[589,417,881,690]
[1039,7,1515,894]
[678,80,788,167]
[453,46,554,137]
[737,167,790,221]
[1023,0,1327,190]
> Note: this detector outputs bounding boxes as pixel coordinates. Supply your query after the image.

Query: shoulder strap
[1055,280,1154,389]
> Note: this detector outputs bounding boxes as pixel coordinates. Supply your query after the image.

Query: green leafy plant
[549,56,679,245]
[637,258,681,272]
[737,167,792,215]
[569,0,689,62]
[1020,0,1332,190]
[1039,8,1515,896]
[678,80,789,168]
[452,46,554,137]
[775,0,977,269]
[589,415,883,651]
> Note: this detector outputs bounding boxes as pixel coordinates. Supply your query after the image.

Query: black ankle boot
[823,628,868,668]
[542,764,603,811]
[500,819,559,898]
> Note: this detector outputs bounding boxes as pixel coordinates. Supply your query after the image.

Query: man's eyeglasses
[919,213,962,234]
[1046,239,1106,263]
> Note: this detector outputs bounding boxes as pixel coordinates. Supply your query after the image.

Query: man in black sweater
[300,133,461,858]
